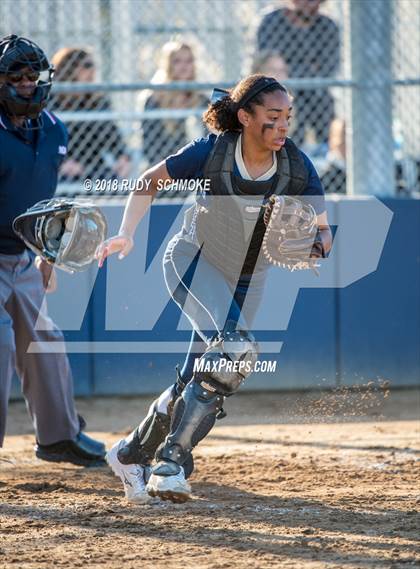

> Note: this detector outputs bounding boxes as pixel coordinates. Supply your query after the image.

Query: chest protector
[193,131,308,277]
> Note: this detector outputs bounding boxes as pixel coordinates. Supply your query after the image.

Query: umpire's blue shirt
[0,109,68,254]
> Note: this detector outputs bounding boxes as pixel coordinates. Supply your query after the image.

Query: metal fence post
[348,0,395,196]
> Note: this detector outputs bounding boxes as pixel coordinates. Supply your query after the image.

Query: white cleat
[146,464,192,503]
[106,439,151,504]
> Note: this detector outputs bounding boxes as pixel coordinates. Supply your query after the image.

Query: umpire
[0,35,105,466]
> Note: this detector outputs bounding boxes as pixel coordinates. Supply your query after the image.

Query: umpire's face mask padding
[13,199,107,272]
[57,209,105,270]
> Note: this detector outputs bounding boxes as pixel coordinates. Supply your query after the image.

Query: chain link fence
[1,0,419,197]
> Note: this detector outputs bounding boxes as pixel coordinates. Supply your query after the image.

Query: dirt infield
[1,388,419,569]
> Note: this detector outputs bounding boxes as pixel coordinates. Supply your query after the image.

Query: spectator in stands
[251,51,288,83]
[396,159,420,195]
[320,118,420,194]
[256,0,339,147]
[320,118,346,194]
[251,51,301,140]
[50,47,131,182]
[140,41,208,166]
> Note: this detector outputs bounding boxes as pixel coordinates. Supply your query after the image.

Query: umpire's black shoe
[77,416,106,456]
[35,432,107,467]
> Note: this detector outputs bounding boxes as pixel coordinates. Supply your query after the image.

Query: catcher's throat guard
[13,198,107,273]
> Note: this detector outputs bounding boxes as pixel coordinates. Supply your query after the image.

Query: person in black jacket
[256,0,339,146]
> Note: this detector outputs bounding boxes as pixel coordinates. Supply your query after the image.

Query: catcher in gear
[98,74,332,503]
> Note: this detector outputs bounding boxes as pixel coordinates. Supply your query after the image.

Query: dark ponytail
[203,94,241,132]
[203,74,288,133]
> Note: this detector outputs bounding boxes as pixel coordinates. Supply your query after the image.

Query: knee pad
[194,323,258,396]
[158,380,224,467]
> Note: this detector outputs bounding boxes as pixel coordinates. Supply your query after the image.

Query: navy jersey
[165,133,325,212]
[0,110,68,254]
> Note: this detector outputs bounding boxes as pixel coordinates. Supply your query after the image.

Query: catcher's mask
[0,34,54,125]
[13,198,107,273]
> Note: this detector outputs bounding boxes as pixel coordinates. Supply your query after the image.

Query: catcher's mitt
[262,195,324,272]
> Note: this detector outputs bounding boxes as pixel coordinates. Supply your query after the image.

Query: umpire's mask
[13,198,107,272]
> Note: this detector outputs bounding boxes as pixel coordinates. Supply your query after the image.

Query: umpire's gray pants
[0,251,79,446]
